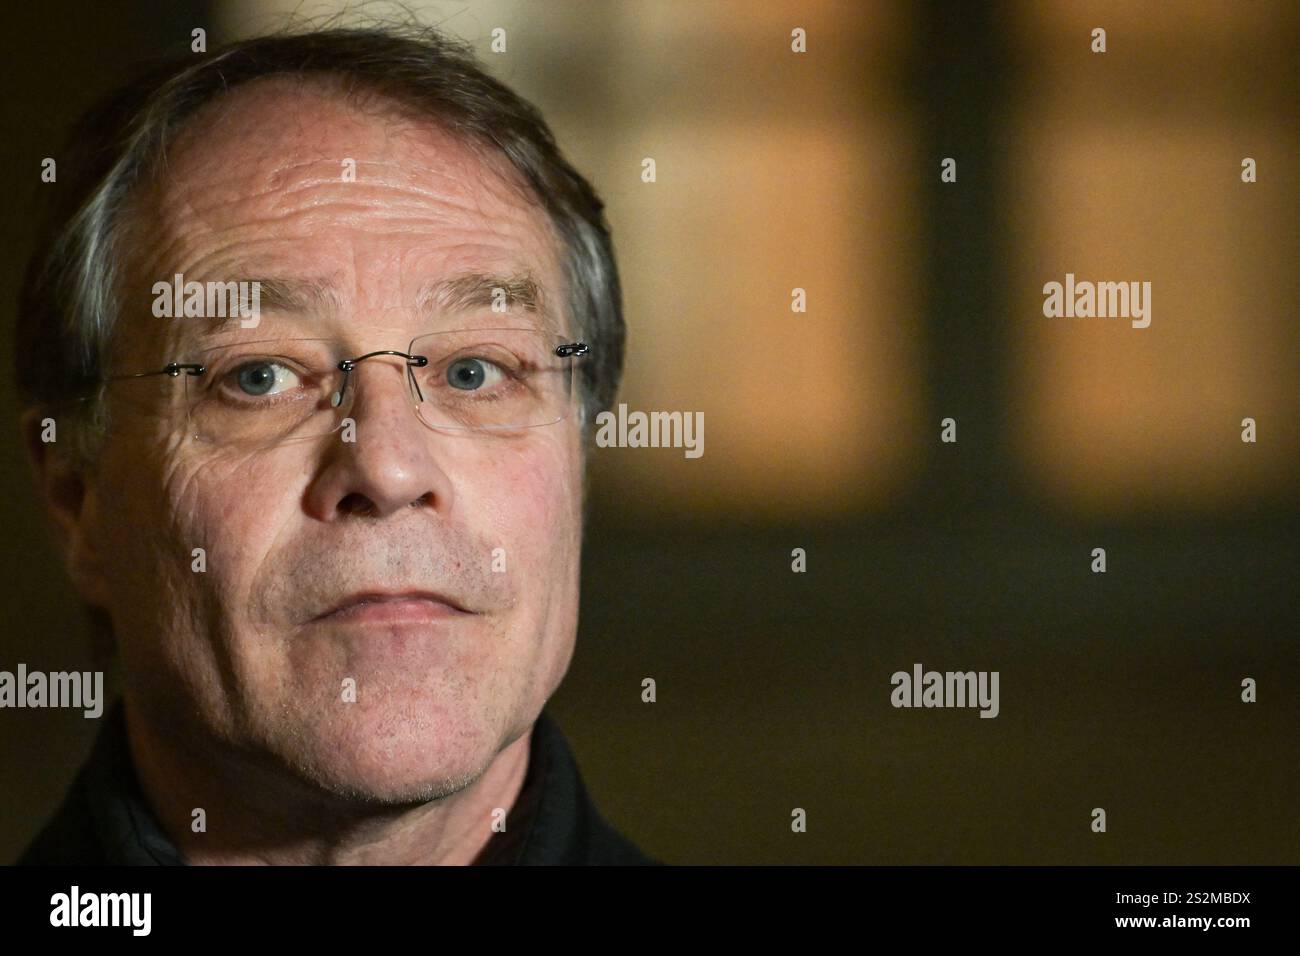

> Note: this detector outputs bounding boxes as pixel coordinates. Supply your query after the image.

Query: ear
[20,406,112,608]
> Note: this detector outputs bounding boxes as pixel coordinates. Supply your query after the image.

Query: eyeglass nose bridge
[330,349,429,409]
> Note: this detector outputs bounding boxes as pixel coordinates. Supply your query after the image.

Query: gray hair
[17,22,625,465]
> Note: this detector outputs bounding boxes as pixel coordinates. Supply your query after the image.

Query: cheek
[462,436,581,586]
[153,450,304,600]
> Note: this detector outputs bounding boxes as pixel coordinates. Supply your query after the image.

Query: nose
[303,355,454,520]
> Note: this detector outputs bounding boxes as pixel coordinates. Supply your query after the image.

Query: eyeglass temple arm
[108,362,207,381]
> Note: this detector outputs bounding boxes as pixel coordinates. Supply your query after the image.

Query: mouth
[309,590,476,626]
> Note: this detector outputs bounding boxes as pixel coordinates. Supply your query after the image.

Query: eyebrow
[415,271,560,334]
[196,271,561,336]
[416,272,546,316]
[254,277,343,314]
[191,278,341,336]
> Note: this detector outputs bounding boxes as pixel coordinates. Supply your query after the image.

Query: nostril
[337,492,378,517]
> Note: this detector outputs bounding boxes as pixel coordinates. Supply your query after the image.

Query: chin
[271,695,507,806]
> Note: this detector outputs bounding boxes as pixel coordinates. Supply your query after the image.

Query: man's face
[77,78,585,803]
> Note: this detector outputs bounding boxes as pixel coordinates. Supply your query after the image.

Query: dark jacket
[17,700,660,866]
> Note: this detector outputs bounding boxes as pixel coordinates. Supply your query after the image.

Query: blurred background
[1,0,1296,864]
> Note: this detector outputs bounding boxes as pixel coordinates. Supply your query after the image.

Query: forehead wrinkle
[126,97,572,343]
[162,104,527,226]
[146,158,516,264]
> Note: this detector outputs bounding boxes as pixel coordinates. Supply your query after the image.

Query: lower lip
[315,598,471,626]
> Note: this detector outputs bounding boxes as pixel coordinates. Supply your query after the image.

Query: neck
[121,699,533,865]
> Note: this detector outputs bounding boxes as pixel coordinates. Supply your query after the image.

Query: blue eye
[446,358,504,391]
[234,361,300,397]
